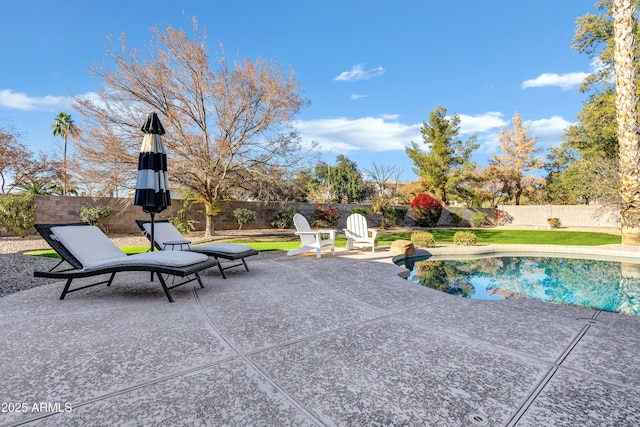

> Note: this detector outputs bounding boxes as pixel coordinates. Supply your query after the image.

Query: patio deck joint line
[554,323,592,366]
[505,366,559,427]
[192,288,327,426]
[2,356,242,427]
[243,308,419,357]
[505,320,595,426]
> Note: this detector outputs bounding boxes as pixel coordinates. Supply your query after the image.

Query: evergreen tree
[405,105,478,205]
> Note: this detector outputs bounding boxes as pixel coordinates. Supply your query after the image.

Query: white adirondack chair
[343,213,377,252]
[287,213,335,258]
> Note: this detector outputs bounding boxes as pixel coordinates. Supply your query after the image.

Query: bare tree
[363,162,404,199]
[72,116,136,197]
[73,21,308,235]
[0,123,58,193]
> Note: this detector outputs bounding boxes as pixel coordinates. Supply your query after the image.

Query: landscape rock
[390,240,415,257]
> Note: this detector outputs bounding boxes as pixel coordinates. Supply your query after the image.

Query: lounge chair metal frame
[34,223,218,302]
[135,219,259,279]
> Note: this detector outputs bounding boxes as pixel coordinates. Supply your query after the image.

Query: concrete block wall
[497,204,620,228]
[30,196,395,235]
[3,196,619,237]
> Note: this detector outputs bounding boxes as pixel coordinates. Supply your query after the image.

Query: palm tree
[17,181,61,195]
[613,0,640,244]
[51,111,79,196]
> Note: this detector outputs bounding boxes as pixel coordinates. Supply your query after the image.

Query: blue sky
[0,0,600,182]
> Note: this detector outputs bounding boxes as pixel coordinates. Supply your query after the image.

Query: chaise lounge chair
[33,223,218,302]
[343,213,378,252]
[287,213,335,258]
[135,220,259,279]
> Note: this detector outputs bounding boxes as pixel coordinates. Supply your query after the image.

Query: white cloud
[290,111,573,170]
[349,94,367,100]
[333,64,385,82]
[294,116,420,152]
[478,115,576,156]
[380,114,400,121]
[526,115,576,149]
[0,89,103,112]
[521,72,589,90]
[74,91,103,106]
[458,112,508,134]
[293,111,514,156]
[0,89,70,111]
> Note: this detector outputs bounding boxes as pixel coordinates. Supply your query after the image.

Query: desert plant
[233,208,256,230]
[470,212,487,228]
[385,206,407,227]
[411,193,443,227]
[271,206,296,229]
[453,231,477,246]
[0,193,36,236]
[79,203,113,228]
[495,209,513,226]
[314,204,341,228]
[450,211,463,226]
[411,230,436,248]
[547,218,561,229]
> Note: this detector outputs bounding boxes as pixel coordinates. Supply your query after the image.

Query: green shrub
[411,194,443,227]
[450,211,463,226]
[470,212,487,228]
[453,231,477,246]
[271,206,296,229]
[547,218,561,228]
[386,206,407,227]
[233,208,256,230]
[350,207,367,216]
[411,231,436,248]
[0,193,36,236]
[79,204,113,228]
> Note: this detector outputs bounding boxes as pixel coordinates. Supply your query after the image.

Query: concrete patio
[1,247,639,426]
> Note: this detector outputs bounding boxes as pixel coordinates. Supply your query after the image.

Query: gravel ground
[0,235,151,298]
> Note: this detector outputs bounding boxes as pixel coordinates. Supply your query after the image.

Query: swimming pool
[396,255,640,316]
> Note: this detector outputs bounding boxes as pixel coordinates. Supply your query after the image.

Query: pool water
[397,255,640,316]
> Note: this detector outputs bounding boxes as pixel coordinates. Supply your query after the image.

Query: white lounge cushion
[142,221,254,255]
[102,251,208,268]
[52,225,207,269]
[142,222,189,247]
[194,243,254,254]
[52,225,127,268]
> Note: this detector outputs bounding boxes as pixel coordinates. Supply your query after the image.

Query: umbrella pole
[150,211,155,282]
[150,211,155,253]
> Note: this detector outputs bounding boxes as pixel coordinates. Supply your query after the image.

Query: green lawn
[229,228,621,250]
[377,229,621,246]
[25,228,621,258]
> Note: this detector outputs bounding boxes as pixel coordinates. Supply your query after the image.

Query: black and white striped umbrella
[134,112,171,251]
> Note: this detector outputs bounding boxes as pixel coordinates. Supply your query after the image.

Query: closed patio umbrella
[134,112,171,252]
